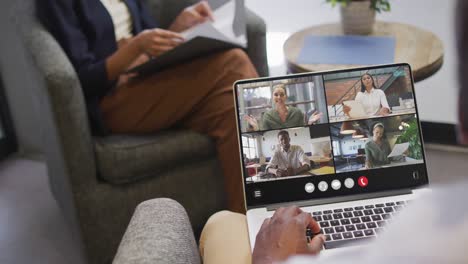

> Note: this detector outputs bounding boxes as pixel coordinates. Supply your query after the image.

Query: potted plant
[395,119,423,160]
[326,0,391,35]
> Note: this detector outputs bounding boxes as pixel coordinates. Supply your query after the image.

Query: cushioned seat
[11,0,268,263]
[95,130,216,184]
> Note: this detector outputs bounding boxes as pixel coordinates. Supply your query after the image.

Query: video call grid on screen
[235,64,426,185]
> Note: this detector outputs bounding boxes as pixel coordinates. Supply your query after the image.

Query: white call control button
[318,181,328,192]
[331,180,341,190]
[344,178,355,189]
[305,183,315,193]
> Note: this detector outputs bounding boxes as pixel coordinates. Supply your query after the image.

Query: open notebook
[128,0,246,76]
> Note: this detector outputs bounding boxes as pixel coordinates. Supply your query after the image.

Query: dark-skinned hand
[252,206,325,264]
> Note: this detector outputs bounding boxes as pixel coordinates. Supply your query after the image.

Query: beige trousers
[199,211,251,264]
[100,49,258,213]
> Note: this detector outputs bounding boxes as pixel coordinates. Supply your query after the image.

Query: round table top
[283,21,444,82]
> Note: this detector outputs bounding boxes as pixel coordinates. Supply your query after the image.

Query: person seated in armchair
[37,0,258,213]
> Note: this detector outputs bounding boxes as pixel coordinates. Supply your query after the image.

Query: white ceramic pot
[340,0,376,35]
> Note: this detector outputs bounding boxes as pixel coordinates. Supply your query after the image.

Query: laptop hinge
[266,189,413,211]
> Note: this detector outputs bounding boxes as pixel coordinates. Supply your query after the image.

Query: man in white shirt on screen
[266,130,311,177]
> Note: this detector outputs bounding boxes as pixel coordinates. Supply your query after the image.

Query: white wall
[246,0,459,125]
[379,0,457,124]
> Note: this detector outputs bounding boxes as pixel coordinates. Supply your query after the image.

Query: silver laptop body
[233,63,430,255]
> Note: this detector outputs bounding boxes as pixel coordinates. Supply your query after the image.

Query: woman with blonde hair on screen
[244,83,322,131]
[364,122,392,169]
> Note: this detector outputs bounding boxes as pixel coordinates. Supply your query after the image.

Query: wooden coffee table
[283,21,444,82]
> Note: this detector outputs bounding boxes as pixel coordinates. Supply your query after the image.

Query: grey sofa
[11,0,268,263]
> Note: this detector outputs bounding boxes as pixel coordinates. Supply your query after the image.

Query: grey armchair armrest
[245,7,268,77]
[113,198,201,264]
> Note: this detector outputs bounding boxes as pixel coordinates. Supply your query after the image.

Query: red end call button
[358,176,368,187]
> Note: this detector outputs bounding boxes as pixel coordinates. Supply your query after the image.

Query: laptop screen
[234,64,429,208]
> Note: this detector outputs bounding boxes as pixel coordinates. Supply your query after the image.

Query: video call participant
[266,130,311,177]
[365,122,391,168]
[365,122,407,169]
[343,73,391,117]
[245,84,322,131]
[38,0,258,213]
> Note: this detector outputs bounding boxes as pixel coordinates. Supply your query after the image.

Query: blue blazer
[37,0,158,134]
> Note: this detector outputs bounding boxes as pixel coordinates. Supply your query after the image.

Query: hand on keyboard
[311,200,409,249]
[252,206,325,264]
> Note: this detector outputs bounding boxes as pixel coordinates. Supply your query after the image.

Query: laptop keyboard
[307,200,409,249]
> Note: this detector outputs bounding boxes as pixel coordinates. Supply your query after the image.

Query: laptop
[233,63,430,256]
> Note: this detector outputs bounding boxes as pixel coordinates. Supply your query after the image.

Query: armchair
[12,0,268,263]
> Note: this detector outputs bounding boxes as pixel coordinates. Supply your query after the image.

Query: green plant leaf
[395,119,422,160]
[327,0,392,12]
[383,2,391,11]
